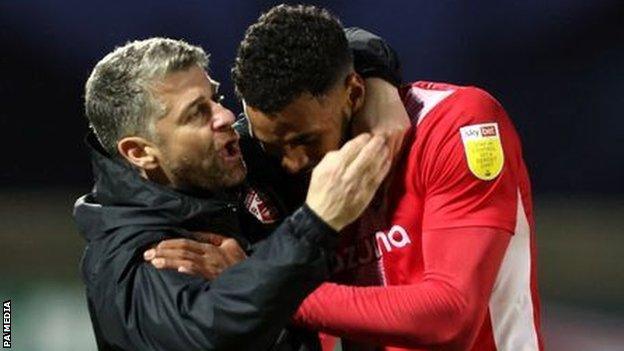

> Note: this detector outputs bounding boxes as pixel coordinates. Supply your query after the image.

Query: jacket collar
[75,132,244,243]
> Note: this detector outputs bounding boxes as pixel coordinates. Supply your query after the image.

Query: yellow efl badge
[459,122,504,180]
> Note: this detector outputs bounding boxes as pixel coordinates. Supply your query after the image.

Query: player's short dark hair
[232,4,352,114]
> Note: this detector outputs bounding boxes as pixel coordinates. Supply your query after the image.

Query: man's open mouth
[221,139,242,162]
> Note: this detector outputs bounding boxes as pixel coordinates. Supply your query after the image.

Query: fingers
[144,245,228,280]
[376,156,392,184]
[362,156,392,200]
[144,244,208,272]
[142,237,240,280]
[305,132,393,231]
[147,238,208,256]
[342,135,389,181]
[193,232,226,245]
[334,133,372,166]
[177,259,223,280]
[341,135,391,221]
[219,238,247,263]
[368,135,393,184]
[150,256,202,274]
[147,248,204,266]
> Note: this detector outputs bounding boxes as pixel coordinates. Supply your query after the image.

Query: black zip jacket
[74,27,401,351]
[75,134,338,351]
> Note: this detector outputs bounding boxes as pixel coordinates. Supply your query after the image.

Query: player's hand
[143,232,246,280]
[305,133,391,231]
[353,77,410,162]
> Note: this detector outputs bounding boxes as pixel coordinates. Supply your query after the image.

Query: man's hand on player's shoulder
[353,78,410,162]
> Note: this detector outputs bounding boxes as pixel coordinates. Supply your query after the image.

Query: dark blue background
[1,0,622,194]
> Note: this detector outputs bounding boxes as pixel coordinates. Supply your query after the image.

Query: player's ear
[345,71,366,113]
[117,136,161,171]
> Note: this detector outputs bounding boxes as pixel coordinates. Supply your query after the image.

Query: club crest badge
[459,122,504,181]
[244,187,280,224]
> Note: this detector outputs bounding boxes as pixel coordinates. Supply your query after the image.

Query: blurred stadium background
[1,1,622,350]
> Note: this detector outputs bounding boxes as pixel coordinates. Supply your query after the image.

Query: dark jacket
[75,134,337,351]
[74,27,401,351]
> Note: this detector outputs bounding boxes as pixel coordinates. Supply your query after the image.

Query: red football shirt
[295,82,543,351]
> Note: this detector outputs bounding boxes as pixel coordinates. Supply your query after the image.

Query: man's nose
[281,151,310,175]
[211,107,236,131]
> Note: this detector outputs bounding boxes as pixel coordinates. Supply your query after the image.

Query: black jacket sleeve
[346,27,402,87]
[90,206,336,351]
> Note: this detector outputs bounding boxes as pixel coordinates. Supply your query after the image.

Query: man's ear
[117,136,161,171]
[345,72,366,113]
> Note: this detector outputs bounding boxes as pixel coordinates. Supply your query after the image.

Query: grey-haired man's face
[149,65,247,192]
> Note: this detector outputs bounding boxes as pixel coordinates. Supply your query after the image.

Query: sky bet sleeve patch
[459,122,504,180]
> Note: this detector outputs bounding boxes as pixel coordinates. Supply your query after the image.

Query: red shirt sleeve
[293,227,511,349]
[416,86,523,233]
[293,87,523,349]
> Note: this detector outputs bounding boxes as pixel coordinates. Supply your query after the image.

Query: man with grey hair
[84,38,246,192]
[75,33,401,350]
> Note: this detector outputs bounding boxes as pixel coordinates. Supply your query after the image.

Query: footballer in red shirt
[292,81,543,351]
[143,4,544,350]
[234,5,544,351]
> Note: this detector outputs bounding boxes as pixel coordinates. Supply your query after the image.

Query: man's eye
[211,94,225,104]
[192,105,211,120]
